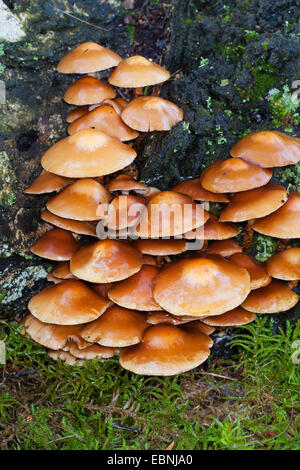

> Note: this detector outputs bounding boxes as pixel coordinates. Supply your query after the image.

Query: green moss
[276,162,300,191]
[253,234,277,262]
[268,85,300,127]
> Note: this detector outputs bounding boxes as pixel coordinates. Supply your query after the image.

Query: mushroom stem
[242,220,254,250]
[134,87,144,97]
[277,239,290,252]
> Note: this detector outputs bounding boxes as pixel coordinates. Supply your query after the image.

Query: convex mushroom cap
[205,239,242,257]
[28,280,110,325]
[121,96,183,132]
[220,184,289,222]
[229,253,271,289]
[242,280,298,313]
[47,178,111,221]
[119,323,211,376]
[66,106,89,123]
[41,209,96,236]
[68,104,139,141]
[57,42,121,74]
[183,214,238,240]
[201,307,256,326]
[30,228,80,261]
[106,174,149,195]
[153,255,250,317]
[24,170,74,194]
[230,131,300,167]
[173,178,229,203]
[70,239,142,283]
[64,76,116,106]
[80,304,148,347]
[41,129,137,178]
[108,265,161,311]
[200,158,272,193]
[64,341,116,360]
[108,55,170,88]
[132,238,187,256]
[266,248,300,280]
[98,194,146,230]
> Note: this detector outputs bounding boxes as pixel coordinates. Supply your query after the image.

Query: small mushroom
[70,239,143,283]
[28,280,110,325]
[205,239,242,257]
[57,42,121,74]
[183,214,239,240]
[230,130,300,167]
[64,341,117,360]
[66,106,90,123]
[52,261,77,280]
[119,323,211,376]
[24,170,74,194]
[64,76,116,105]
[41,128,137,178]
[41,209,97,236]
[173,178,229,203]
[108,56,170,88]
[242,280,298,313]
[99,194,146,230]
[108,265,161,311]
[106,174,150,195]
[132,238,187,256]
[266,248,300,281]
[30,228,80,261]
[229,253,271,289]
[200,158,272,193]
[201,307,256,326]
[48,350,84,366]
[80,304,148,347]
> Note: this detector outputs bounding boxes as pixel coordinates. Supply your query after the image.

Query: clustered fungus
[21,42,300,376]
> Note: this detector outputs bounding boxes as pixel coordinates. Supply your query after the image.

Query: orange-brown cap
[102,97,128,114]
[57,42,122,74]
[200,158,272,193]
[99,194,146,230]
[80,304,148,347]
[183,214,238,240]
[24,170,74,194]
[28,279,110,325]
[64,76,116,105]
[108,265,161,311]
[229,253,271,289]
[230,131,300,167]
[66,106,89,123]
[64,341,117,360]
[89,282,113,299]
[201,307,256,326]
[121,96,183,132]
[30,228,80,261]
[142,255,160,267]
[68,105,139,141]
[205,239,242,257]
[108,56,170,87]
[146,311,197,326]
[135,191,209,238]
[106,174,150,195]
[173,178,229,203]
[266,248,300,280]
[48,350,83,365]
[119,323,210,376]
[52,261,76,280]
[253,193,300,238]
[132,238,187,256]
[242,280,298,313]
[220,184,289,222]
[153,255,250,317]
[46,178,111,221]
[41,129,137,178]
[70,239,143,283]
[144,186,161,203]
[22,313,86,350]
[41,209,97,236]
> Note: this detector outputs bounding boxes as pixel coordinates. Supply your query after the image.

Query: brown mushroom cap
[48,350,83,365]
[253,193,300,238]
[22,313,87,350]
[230,130,300,168]
[132,238,187,256]
[41,209,96,236]
[57,42,122,74]
[119,323,210,376]
[106,174,150,195]
[220,184,289,222]
[80,304,148,347]
[108,265,161,311]
[28,279,110,325]
[52,261,76,280]
[41,129,137,178]
[99,194,146,230]
[142,255,160,267]
[64,76,116,106]
[68,105,139,141]
[24,170,74,194]
[205,239,242,257]
[64,341,116,360]
[229,253,271,289]
[242,280,298,313]
[121,96,183,132]
[144,186,161,203]
[201,307,256,326]
[183,214,239,240]
[70,239,143,283]
[146,311,198,325]
[46,178,111,221]
[66,106,90,123]
[200,158,272,193]
[266,248,300,280]
[173,178,229,203]
[30,228,80,261]
[108,56,170,88]
[89,282,113,299]
[135,191,209,238]
[153,255,250,317]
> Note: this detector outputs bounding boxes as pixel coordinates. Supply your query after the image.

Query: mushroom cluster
[22,43,300,375]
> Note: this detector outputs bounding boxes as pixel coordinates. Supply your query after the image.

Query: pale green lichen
[0,265,47,304]
[0,151,17,208]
